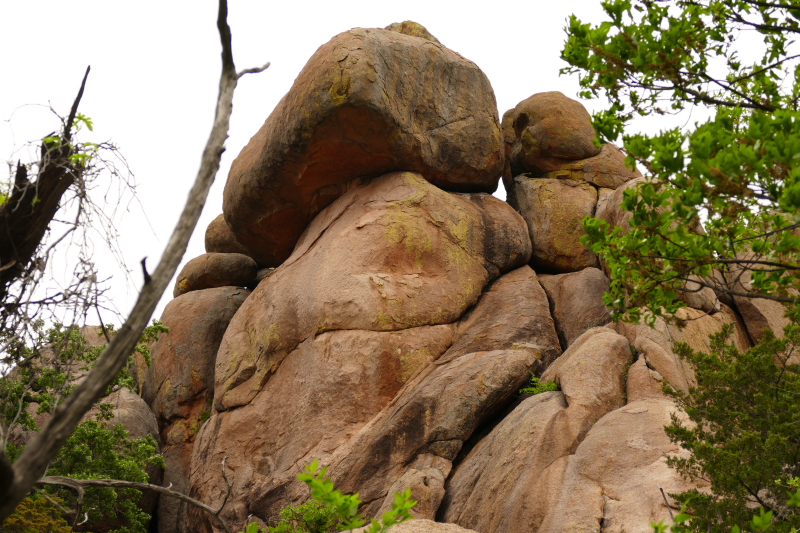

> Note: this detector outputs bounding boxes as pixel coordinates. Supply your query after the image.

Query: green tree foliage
[0,321,167,532]
[561,0,800,325]
[661,307,800,533]
[241,460,416,533]
[0,494,72,533]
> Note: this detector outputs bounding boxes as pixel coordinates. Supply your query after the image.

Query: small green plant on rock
[519,373,558,395]
[240,459,416,533]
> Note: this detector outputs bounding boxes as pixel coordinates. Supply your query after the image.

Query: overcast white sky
[1,0,614,324]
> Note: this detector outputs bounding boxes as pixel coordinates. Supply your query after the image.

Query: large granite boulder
[506,91,601,176]
[186,174,552,531]
[142,286,250,533]
[538,267,612,349]
[511,176,599,272]
[613,304,751,395]
[534,399,706,533]
[439,327,631,533]
[172,253,257,297]
[223,26,503,266]
[213,171,530,411]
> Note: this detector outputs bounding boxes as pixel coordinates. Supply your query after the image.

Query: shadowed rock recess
[103,20,769,533]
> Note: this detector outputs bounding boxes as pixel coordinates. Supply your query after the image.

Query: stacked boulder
[502,91,642,273]
[137,20,769,533]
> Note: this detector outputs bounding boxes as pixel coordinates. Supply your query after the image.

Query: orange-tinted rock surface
[439,327,631,532]
[186,173,550,531]
[142,287,250,533]
[223,27,503,266]
[172,253,257,297]
[511,176,599,272]
[213,172,530,411]
[538,267,612,349]
[534,399,706,533]
[204,214,256,258]
[540,143,642,188]
[385,21,441,42]
[507,91,601,176]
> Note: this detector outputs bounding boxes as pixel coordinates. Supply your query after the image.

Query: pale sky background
[0,0,617,325]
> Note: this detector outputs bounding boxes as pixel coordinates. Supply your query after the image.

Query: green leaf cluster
[1,320,168,532]
[519,373,558,395]
[240,459,417,533]
[659,305,800,532]
[0,494,72,533]
[562,0,800,324]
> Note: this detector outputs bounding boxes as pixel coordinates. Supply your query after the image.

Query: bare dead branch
[238,62,271,79]
[0,0,268,521]
[36,476,232,533]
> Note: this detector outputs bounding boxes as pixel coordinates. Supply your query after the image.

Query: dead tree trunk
[0,0,268,521]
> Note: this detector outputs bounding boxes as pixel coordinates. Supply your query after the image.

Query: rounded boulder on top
[222,22,504,267]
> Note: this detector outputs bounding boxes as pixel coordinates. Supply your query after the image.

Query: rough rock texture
[541,143,642,188]
[172,253,258,297]
[735,295,790,343]
[443,265,561,368]
[141,287,250,533]
[538,268,612,349]
[501,108,516,194]
[540,328,630,432]
[725,258,793,343]
[507,91,601,176]
[213,172,530,411]
[187,175,548,530]
[356,519,479,533]
[439,327,631,532]
[511,176,599,272]
[613,304,751,395]
[223,27,503,266]
[534,399,706,533]
[205,214,257,258]
[595,176,648,235]
[677,275,720,314]
[385,21,440,43]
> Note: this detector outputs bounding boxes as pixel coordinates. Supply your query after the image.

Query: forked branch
[0,0,268,522]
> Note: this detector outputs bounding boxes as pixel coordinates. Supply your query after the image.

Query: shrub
[519,373,558,395]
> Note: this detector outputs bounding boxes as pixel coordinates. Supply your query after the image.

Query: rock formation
[66,20,784,533]
[222,26,503,266]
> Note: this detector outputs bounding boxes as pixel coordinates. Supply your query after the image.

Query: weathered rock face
[444,266,561,368]
[187,174,550,531]
[213,172,530,411]
[506,91,601,176]
[725,258,792,343]
[735,295,790,343]
[141,286,250,533]
[205,214,257,258]
[595,176,648,235]
[613,304,751,395]
[534,399,706,533]
[357,519,480,533]
[540,143,642,188]
[223,27,503,266]
[538,267,612,349]
[439,327,631,532]
[385,21,441,42]
[511,176,598,272]
[172,253,257,297]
